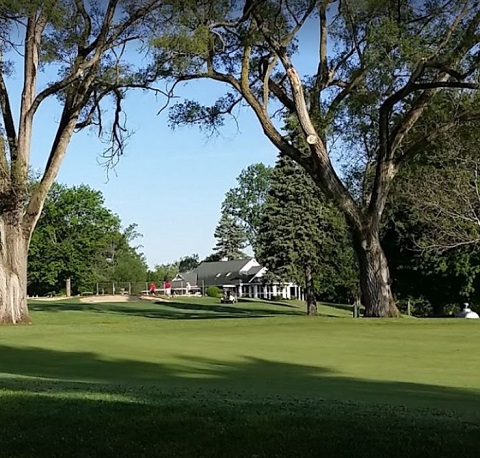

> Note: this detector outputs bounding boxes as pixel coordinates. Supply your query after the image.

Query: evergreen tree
[213,213,247,260]
[257,154,357,315]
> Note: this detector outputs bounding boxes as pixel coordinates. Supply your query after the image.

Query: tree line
[1,1,479,323]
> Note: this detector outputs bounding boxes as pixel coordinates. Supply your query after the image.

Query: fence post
[407,299,411,316]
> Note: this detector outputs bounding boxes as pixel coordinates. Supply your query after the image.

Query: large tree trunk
[0,215,30,324]
[305,266,317,316]
[353,230,399,318]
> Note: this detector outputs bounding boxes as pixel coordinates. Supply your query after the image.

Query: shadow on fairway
[29,300,303,320]
[1,344,479,412]
[1,345,480,457]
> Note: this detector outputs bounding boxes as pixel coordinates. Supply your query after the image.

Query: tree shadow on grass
[29,300,303,320]
[1,345,480,457]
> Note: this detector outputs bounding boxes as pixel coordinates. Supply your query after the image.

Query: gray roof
[241,265,263,282]
[171,271,198,288]
[195,259,253,287]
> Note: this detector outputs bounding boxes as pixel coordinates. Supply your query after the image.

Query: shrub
[206,286,222,298]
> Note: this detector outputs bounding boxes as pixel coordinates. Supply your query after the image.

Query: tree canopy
[153,0,480,317]
[28,183,147,296]
[222,163,272,251]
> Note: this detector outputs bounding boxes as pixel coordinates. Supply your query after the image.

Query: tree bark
[353,230,399,318]
[305,266,317,316]
[0,215,30,324]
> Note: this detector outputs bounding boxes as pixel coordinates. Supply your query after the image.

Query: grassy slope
[1,297,480,457]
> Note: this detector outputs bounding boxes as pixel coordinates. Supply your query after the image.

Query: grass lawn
[1,297,480,457]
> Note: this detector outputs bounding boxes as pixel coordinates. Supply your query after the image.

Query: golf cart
[220,285,237,304]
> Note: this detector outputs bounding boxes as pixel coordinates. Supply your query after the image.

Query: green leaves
[28,183,147,295]
[222,163,273,250]
[213,212,247,260]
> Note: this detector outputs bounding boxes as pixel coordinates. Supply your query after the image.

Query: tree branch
[395,112,480,166]
[74,0,92,51]
[0,53,17,155]
[23,104,81,239]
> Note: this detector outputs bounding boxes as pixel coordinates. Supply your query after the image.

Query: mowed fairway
[1,297,480,457]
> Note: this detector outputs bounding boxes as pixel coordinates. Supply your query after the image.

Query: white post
[254,285,258,298]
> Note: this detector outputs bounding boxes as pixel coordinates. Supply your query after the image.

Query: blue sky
[6,19,321,268]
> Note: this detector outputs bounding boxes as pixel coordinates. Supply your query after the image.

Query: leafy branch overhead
[0,0,173,231]
[153,0,480,317]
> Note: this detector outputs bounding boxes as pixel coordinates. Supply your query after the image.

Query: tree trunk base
[363,302,399,318]
[354,232,400,318]
[0,314,32,325]
[0,218,30,325]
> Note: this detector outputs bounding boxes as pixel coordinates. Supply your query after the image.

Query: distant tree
[149,263,178,283]
[222,163,272,251]
[202,253,222,263]
[178,253,200,272]
[257,155,357,315]
[28,184,144,296]
[96,223,148,285]
[213,212,247,260]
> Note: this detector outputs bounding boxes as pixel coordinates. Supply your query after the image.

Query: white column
[254,285,258,298]
[272,285,277,298]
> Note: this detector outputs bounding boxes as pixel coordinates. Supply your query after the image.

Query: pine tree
[213,213,247,260]
[257,154,357,315]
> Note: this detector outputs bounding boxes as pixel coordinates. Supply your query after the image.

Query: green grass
[1,297,480,457]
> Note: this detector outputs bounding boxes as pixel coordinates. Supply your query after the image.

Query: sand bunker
[79,294,171,303]
[79,294,140,303]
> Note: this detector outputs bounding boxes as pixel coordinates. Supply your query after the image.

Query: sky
[5,16,321,269]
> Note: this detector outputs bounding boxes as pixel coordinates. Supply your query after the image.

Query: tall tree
[95,223,148,286]
[213,212,247,260]
[0,0,168,323]
[222,163,272,251]
[156,0,480,317]
[257,154,357,315]
[28,184,147,296]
